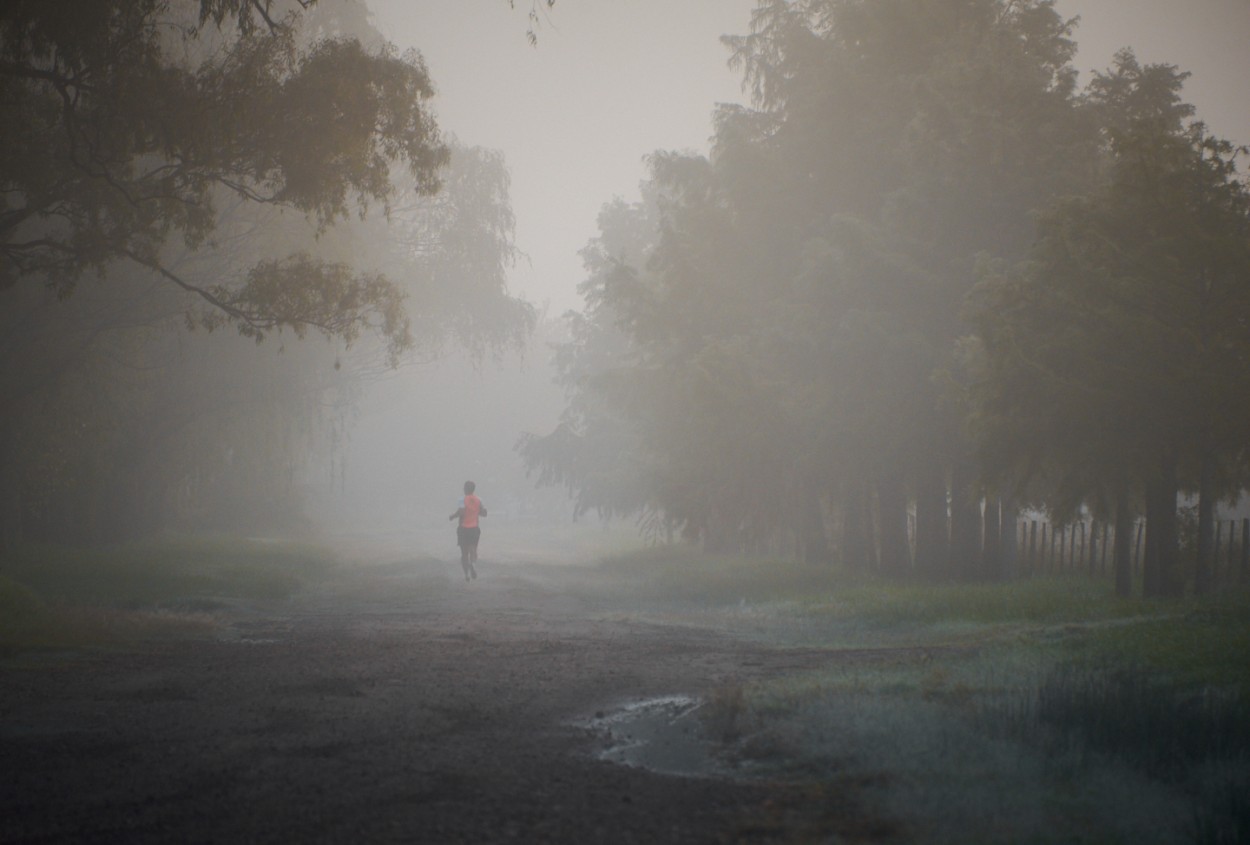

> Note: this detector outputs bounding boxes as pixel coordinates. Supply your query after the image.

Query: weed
[980,663,1250,780]
[701,682,747,742]
[1191,771,1250,845]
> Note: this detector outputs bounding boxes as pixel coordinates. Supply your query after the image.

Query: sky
[366,0,1250,317]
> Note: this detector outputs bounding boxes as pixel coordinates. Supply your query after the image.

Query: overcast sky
[367,0,1250,316]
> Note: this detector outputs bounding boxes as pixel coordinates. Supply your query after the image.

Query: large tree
[1,0,446,356]
[0,2,538,548]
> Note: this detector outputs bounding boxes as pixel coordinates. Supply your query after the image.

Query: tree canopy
[1,0,448,359]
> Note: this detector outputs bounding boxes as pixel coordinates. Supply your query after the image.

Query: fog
[3,0,1248,556]
[337,0,1250,559]
[4,2,1250,841]
[373,0,1250,316]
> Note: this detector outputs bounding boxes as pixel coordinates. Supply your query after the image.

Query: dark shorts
[456,526,481,549]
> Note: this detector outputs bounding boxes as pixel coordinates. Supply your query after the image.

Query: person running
[449,481,486,581]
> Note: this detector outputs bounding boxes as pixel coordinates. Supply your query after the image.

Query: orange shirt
[460,494,483,528]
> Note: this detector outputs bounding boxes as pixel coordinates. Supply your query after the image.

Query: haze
[3,2,1250,842]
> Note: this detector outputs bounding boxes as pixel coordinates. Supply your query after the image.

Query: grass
[595,545,840,605]
[0,535,339,651]
[594,547,1250,844]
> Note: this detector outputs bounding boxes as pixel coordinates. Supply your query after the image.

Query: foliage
[0,1,534,546]
[1026,665,1250,777]
[0,0,449,354]
[508,0,557,46]
[968,49,1250,594]
[518,192,663,521]
[529,0,1097,572]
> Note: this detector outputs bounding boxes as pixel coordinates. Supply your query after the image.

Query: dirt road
[1,554,855,844]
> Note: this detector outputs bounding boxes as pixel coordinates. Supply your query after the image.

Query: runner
[449,481,487,581]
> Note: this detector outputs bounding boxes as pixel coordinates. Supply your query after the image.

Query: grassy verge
[595,548,1250,844]
[0,536,339,652]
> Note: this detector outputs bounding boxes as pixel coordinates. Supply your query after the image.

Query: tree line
[521,0,1250,598]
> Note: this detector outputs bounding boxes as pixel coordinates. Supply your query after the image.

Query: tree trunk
[876,471,911,576]
[1194,452,1216,595]
[999,497,1019,579]
[1113,490,1133,597]
[912,458,948,578]
[801,485,831,565]
[948,457,981,580]
[841,480,872,572]
[1143,449,1181,598]
[981,497,1002,580]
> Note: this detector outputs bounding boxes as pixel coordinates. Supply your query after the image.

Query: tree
[1,0,447,358]
[518,192,662,525]
[0,135,532,547]
[0,1,550,550]
[527,0,1098,571]
[968,51,1250,596]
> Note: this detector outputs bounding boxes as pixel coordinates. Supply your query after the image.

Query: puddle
[582,695,728,778]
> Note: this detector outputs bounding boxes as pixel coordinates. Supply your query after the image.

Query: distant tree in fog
[519,192,661,525]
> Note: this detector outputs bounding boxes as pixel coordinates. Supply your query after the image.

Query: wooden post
[1027,521,1037,575]
[1078,522,1087,574]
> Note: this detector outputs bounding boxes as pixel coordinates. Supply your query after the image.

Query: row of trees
[0,1,534,550]
[522,0,1250,596]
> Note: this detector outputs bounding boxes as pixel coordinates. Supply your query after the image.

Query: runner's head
[464,481,475,494]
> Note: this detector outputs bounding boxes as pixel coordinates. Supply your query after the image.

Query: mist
[3,1,1250,843]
